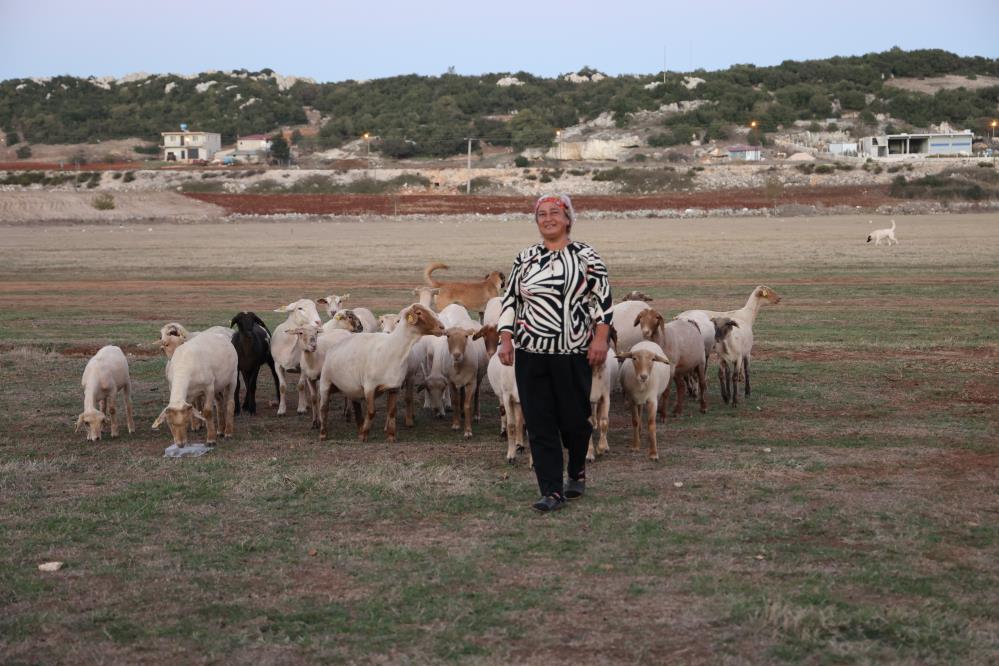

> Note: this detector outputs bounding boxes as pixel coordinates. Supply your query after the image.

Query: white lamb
[288,324,353,428]
[438,326,487,438]
[317,304,444,442]
[586,327,619,462]
[486,352,529,465]
[76,345,134,441]
[617,341,672,461]
[269,299,324,416]
[152,331,238,446]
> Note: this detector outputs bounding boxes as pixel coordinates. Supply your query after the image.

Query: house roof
[239,134,270,140]
[161,130,218,136]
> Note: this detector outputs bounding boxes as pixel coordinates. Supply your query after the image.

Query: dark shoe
[532,493,566,513]
[564,478,585,500]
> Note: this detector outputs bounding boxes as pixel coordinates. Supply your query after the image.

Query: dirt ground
[0,191,224,222]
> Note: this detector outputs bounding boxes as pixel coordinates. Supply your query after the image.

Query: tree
[16,145,31,159]
[270,134,290,162]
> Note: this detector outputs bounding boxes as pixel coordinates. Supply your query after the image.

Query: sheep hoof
[463,431,473,440]
[649,454,659,461]
[506,457,515,465]
[451,424,460,431]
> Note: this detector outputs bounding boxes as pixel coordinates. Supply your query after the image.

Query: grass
[0,213,997,662]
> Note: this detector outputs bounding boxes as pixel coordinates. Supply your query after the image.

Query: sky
[1,0,997,82]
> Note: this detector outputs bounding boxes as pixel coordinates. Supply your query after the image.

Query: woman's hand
[498,332,514,366]
[588,324,610,367]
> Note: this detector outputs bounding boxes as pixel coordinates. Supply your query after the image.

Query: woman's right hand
[498,332,514,366]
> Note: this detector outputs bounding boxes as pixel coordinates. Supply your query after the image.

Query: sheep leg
[473,381,481,422]
[449,381,462,431]
[358,390,376,442]
[731,361,740,406]
[222,385,235,438]
[384,391,398,443]
[646,399,659,461]
[123,381,135,434]
[275,365,289,416]
[630,402,641,451]
[697,363,708,414]
[296,376,308,415]
[718,362,731,404]
[245,367,259,415]
[352,401,363,427]
[595,395,611,458]
[307,378,321,429]
[462,381,475,439]
[266,355,280,408]
[658,384,670,422]
[505,396,519,463]
[587,406,598,462]
[515,403,531,466]
[107,389,119,438]
[498,402,507,438]
[743,356,751,398]
[403,379,415,427]
[317,380,333,440]
[342,395,352,422]
[234,370,243,416]
[672,375,686,417]
[203,392,217,444]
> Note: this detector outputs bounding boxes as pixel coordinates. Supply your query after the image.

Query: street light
[362,132,370,167]
[555,129,562,160]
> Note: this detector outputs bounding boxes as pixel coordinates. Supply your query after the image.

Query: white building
[828,142,858,156]
[232,134,272,163]
[858,131,973,158]
[160,130,221,163]
[727,145,762,161]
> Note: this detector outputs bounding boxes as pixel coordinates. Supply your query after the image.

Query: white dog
[867,219,897,246]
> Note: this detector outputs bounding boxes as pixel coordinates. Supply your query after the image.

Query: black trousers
[515,349,593,497]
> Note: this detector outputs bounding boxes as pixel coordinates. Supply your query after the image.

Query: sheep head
[274,299,322,328]
[472,324,499,358]
[445,327,475,364]
[318,293,350,318]
[755,285,782,305]
[290,325,321,353]
[331,310,363,332]
[403,304,445,337]
[75,409,106,441]
[152,402,207,447]
[711,317,739,343]
[378,314,400,333]
[617,349,670,386]
[634,308,666,341]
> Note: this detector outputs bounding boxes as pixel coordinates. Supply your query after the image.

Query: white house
[231,134,272,162]
[160,130,221,163]
[727,145,762,161]
[858,131,974,158]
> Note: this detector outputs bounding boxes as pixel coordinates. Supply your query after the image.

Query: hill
[1,49,997,160]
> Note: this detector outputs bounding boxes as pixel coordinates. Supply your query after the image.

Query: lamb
[711,318,743,405]
[229,311,280,415]
[317,304,445,442]
[677,285,782,403]
[378,314,400,332]
[867,219,898,246]
[318,293,350,317]
[587,325,619,462]
[323,309,364,333]
[288,324,353,428]
[486,352,529,465]
[412,286,439,310]
[421,334,452,419]
[269,299,324,416]
[617,341,672,461]
[634,309,707,416]
[152,331,238,446]
[424,262,505,319]
[609,300,651,353]
[438,326,487,438]
[76,345,134,441]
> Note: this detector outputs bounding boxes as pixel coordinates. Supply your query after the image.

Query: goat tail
[424,262,449,287]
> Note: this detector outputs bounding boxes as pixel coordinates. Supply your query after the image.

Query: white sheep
[634,309,708,416]
[486,352,529,465]
[348,307,379,332]
[677,285,781,404]
[318,293,350,318]
[482,296,503,326]
[412,286,439,310]
[617,341,672,461]
[586,327,619,462]
[288,324,353,428]
[711,317,744,404]
[76,345,134,441]
[157,322,231,359]
[152,331,238,446]
[378,313,400,332]
[317,304,444,442]
[269,299,324,416]
[609,300,651,353]
[438,326,487,438]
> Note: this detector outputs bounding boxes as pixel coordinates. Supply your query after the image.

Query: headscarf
[533,194,575,224]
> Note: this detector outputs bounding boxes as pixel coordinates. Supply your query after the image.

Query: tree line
[1,49,997,158]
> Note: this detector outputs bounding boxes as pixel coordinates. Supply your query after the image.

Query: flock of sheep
[76,264,782,463]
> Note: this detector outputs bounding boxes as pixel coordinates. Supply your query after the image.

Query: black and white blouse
[497,241,612,354]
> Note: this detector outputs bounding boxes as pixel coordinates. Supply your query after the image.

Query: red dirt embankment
[185,185,893,216]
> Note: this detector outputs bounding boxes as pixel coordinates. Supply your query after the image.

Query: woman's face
[535,201,571,243]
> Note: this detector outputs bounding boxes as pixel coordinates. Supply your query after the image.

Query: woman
[497,194,612,513]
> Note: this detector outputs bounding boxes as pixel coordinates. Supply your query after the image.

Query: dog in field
[424,262,505,316]
[867,219,898,246]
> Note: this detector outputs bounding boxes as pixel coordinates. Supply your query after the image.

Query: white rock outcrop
[496,76,524,87]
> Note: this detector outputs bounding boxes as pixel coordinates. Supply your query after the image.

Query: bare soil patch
[884,74,999,94]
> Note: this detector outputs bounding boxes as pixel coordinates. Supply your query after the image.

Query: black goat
[229,311,280,415]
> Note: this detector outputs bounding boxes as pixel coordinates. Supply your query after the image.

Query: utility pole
[465,137,473,194]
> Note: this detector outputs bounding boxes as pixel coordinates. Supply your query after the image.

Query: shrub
[514,156,529,168]
[91,193,115,210]
[813,164,834,174]
[978,162,995,168]
[16,145,32,159]
[112,172,122,180]
[591,166,691,193]
[468,176,493,193]
[123,171,135,183]
[133,144,160,155]
[567,169,587,176]
[5,131,19,145]
[539,173,552,183]
[629,153,648,162]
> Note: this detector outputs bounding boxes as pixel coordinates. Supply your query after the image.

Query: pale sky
[1,0,997,82]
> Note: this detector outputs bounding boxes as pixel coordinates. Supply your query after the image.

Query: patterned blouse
[497,241,613,354]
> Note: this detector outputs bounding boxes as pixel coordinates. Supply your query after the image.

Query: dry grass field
[1,212,997,664]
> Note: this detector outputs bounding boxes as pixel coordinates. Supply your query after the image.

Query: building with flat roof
[160,130,221,163]
[727,145,762,161]
[858,131,973,158]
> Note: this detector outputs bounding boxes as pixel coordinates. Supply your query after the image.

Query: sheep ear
[75,413,85,432]
[342,294,350,301]
[431,288,440,295]
[655,354,671,365]
[229,316,238,328]
[317,297,328,305]
[274,305,289,313]
[251,314,268,331]
[633,313,644,327]
[406,312,417,325]
[616,352,633,361]
[471,328,485,340]
[190,408,208,424]
[151,408,169,429]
